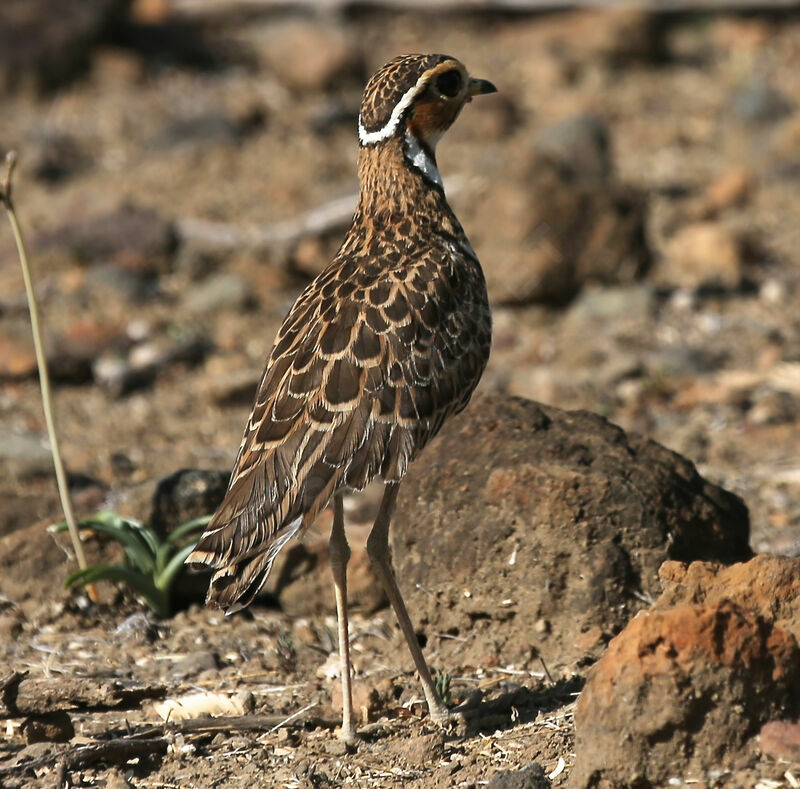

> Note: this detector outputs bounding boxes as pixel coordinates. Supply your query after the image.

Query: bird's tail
[187,515,302,614]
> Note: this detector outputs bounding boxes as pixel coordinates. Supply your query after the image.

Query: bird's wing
[186,249,489,611]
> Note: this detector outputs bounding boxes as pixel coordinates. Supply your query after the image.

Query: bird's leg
[329,493,357,743]
[366,482,450,724]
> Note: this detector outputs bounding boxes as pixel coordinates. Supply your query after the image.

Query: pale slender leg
[329,493,357,743]
[366,482,450,723]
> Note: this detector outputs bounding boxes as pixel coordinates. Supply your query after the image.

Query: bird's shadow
[454,674,584,736]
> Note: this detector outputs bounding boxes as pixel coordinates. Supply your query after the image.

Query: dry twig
[0,151,96,600]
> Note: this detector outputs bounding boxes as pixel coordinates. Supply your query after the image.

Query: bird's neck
[353,135,460,238]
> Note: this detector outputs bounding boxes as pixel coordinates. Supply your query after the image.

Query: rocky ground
[2,2,800,787]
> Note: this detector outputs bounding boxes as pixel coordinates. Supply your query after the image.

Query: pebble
[149,468,230,537]
[330,680,379,722]
[0,429,53,480]
[320,739,350,756]
[168,650,220,680]
[0,328,37,381]
[534,113,612,182]
[699,168,752,217]
[35,203,177,270]
[661,222,744,291]
[148,112,242,152]
[251,20,362,92]
[486,762,549,789]
[730,76,794,125]
[760,720,800,761]
[181,273,254,314]
[22,711,74,744]
[206,367,261,407]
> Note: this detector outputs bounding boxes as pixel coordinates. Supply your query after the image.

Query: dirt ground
[2,3,800,787]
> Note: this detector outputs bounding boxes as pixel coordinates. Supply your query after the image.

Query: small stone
[712,17,774,54]
[330,680,379,723]
[148,112,241,152]
[701,168,752,215]
[104,769,133,789]
[731,76,794,125]
[181,274,254,314]
[401,732,445,767]
[292,619,318,645]
[35,203,177,271]
[661,222,744,291]
[534,114,612,182]
[486,762,550,789]
[573,595,800,787]
[555,9,664,67]
[760,278,786,305]
[206,368,261,407]
[169,650,219,681]
[0,329,37,381]
[533,618,550,634]
[149,468,230,538]
[320,739,350,756]
[22,711,74,744]
[760,720,800,761]
[253,21,361,92]
[47,319,127,384]
[477,154,650,305]
[0,429,53,480]
[566,284,654,324]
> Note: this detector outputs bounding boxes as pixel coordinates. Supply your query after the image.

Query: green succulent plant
[51,511,211,618]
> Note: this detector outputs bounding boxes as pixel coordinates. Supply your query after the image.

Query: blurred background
[1,0,799,589]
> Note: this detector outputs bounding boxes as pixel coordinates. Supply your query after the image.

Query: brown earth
[574,556,800,787]
[2,3,800,788]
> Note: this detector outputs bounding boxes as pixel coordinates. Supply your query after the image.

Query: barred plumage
[187,53,496,740]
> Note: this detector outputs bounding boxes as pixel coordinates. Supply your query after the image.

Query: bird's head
[358,54,496,187]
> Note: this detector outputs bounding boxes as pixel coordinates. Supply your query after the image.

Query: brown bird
[187,53,496,742]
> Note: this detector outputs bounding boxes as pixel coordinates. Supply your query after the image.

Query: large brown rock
[657,555,800,642]
[572,556,800,788]
[392,395,751,670]
[572,600,800,788]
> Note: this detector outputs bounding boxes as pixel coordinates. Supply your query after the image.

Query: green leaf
[127,520,161,558]
[164,515,213,547]
[156,542,198,592]
[53,513,155,574]
[154,515,208,575]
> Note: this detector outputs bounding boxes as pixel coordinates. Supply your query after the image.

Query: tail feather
[190,516,302,613]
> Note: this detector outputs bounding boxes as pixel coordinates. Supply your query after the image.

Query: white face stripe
[358,71,431,146]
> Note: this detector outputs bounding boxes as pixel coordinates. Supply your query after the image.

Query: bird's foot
[336,724,360,746]
[428,704,468,734]
[429,689,484,733]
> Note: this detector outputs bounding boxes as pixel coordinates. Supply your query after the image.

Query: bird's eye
[435,70,462,98]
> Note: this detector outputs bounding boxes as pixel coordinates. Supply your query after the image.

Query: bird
[187,53,496,743]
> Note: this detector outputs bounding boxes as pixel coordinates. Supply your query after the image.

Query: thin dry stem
[1,151,96,600]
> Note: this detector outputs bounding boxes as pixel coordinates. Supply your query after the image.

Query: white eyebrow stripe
[358,72,430,146]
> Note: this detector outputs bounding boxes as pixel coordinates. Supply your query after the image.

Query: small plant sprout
[51,512,211,618]
[276,631,298,673]
[434,670,453,708]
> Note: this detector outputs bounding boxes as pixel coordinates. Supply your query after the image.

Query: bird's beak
[467,77,498,97]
